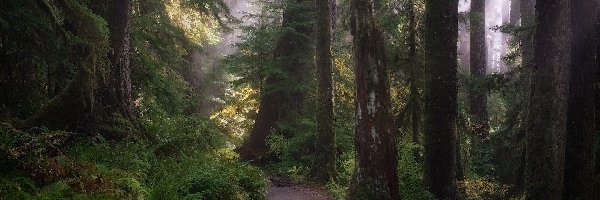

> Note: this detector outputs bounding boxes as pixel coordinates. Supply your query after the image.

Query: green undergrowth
[0,119,267,200]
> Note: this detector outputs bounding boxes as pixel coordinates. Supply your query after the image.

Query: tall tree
[506,0,534,193]
[596,17,600,176]
[347,0,399,199]
[510,0,521,25]
[91,0,135,120]
[423,0,459,199]
[239,0,313,161]
[563,1,598,199]
[407,0,422,162]
[18,0,136,134]
[104,0,134,119]
[520,0,535,73]
[525,0,570,198]
[310,0,336,183]
[469,0,489,138]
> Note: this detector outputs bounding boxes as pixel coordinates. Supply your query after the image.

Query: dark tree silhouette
[423,0,459,199]
[239,0,313,161]
[525,0,570,198]
[310,0,336,183]
[469,0,489,138]
[563,1,598,199]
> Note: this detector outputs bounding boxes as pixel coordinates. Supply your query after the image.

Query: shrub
[397,140,435,200]
[459,178,510,200]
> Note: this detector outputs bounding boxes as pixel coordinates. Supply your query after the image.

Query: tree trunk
[510,0,521,25]
[19,0,107,131]
[520,0,535,73]
[469,0,489,138]
[407,0,422,163]
[310,0,336,183]
[563,1,598,199]
[596,17,600,176]
[239,0,313,162]
[506,0,534,195]
[106,0,133,118]
[91,0,134,119]
[423,0,459,199]
[525,0,570,198]
[346,0,399,199]
[330,0,337,39]
[455,131,464,182]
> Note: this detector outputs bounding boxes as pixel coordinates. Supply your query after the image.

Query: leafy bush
[326,152,354,200]
[1,114,267,200]
[397,140,435,200]
[148,156,266,200]
[459,178,510,200]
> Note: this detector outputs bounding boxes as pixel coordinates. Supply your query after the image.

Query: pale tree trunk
[510,0,521,25]
[525,0,570,198]
[347,0,399,199]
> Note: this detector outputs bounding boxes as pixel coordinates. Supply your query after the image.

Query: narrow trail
[265,174,334,200]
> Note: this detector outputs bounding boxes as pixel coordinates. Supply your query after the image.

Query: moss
[97,113,142,141]
[20,0,110,132]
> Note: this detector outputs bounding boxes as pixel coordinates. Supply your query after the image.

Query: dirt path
[266,174,334,200]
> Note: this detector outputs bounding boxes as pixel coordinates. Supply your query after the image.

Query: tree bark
[596,16,600,176]
[407,0,422,163]
[346,0,399,199]
[563,1,598,199]
[423,0,459,199]
[106,0,133,118]
[520,0,535,73]
[525,0,570,198]
[469,0,489,138]
[504,0,534,195]
[91,0,134,119]
[510,0,521,25]
[310,0,336,183]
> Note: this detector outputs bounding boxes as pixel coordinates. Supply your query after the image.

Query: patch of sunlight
[165,0,221,45]
[210,85,259,141]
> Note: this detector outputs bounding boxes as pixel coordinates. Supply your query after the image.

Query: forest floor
[265,173,334,200]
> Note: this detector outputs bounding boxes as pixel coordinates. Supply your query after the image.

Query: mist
[458,0,515,74]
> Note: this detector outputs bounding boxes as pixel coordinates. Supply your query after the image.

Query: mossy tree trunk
[563,1,598,199]
[423,0,459,199]
[346,0,399,199]
[20,0,109,131]
[310,0,336,183]
[525,0,570,198]
[91,0,135,120]
[239,0,313,162]
[469,0,489,139]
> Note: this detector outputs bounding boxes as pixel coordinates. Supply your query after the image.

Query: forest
[0,0,598,199]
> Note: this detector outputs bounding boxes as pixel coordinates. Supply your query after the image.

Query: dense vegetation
[1,0,599,199]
